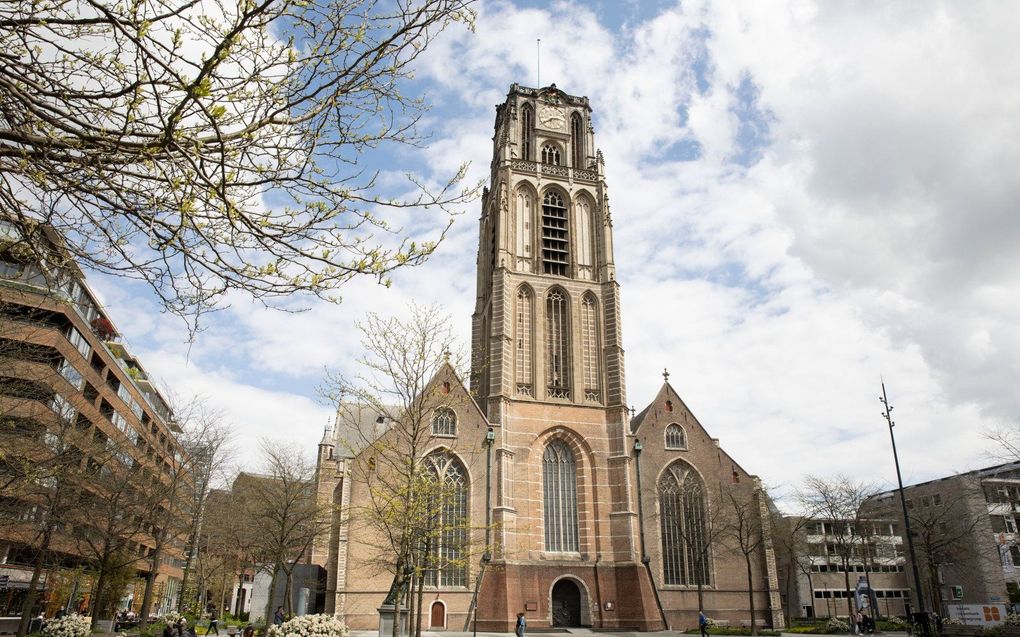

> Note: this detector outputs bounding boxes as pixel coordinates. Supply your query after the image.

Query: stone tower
[472,84,662,630]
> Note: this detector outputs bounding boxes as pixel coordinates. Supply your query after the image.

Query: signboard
[946,604,1007,627]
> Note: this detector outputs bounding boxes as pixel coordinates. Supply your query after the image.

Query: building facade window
[546,289,570,399]
[521,104,533,160]
[541,191,569,276]
[543,439,579,552]
[515,286,534,396]
[423,451,468,587]
[665,423,686,450]
[432,408,457,437]
[541,143,561,165]
[579,294,600,401]
[575,197,593,278]
[571,113,585,168]
[660,460,710,586]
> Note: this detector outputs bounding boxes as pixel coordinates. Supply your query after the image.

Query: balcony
[509,160,600,183]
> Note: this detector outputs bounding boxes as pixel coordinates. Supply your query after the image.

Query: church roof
[331,402,394,459]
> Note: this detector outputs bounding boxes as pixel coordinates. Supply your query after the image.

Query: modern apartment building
[779,516,910,620]
[0,219,187,621]
[869,462,1020,617]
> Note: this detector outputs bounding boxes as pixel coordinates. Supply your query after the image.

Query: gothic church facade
[313,84,783,632]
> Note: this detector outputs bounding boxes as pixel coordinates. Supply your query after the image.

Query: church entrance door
[430,602,445,628]
[551,580,581,627]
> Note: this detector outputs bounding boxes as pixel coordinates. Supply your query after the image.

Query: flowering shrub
[42,614,90,637]
[1004,614,1020,627]
[266,614,349,637]
[824,618,849,634]
[943,618,965,626]
[162,612,185,627]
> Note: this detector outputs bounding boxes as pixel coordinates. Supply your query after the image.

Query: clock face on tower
[538,105,565,130]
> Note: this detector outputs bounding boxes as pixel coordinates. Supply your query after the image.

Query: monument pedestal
[377,604,409,637]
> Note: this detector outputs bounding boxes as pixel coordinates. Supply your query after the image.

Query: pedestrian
[177,617,188,637]
[515,612,526,637]
[162,622,174,637]
[207,610,219,636]
[55,609,66,620]
[699,611,709,637]
[243,626,254,637]
[274,607,285,626]
[852,610,861,635]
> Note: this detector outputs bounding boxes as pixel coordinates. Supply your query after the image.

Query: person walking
[699,611,710,637]
[206,610,219,635]
[515,613,526,637]
[162,622,174,637]
[274,607,285,626]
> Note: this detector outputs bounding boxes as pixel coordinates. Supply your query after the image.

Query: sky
[84,0,1020,502]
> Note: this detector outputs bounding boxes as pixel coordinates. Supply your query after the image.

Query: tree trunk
[16,526,51,637]
[842,558,854,618]
[91,566,109,630]
[283,566,294,616]
[745,553,757,636]
[235,567,246,616]
[415,569,425,637]
[140,545,163,628]
[406,571,416,637]
[391,567,405,637]
[264,568,278,629]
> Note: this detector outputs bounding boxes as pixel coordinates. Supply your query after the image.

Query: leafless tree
[723,482,771,635]
[321,303,476,637]
[769,510,813,625]
[1,0,479,328]
[238,441,329,622]
[798,475,878,619]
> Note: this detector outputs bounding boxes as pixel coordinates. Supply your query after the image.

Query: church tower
[471,84,662,630]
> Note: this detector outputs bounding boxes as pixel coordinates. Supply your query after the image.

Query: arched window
[541,143,561,165]
[575,197,593,277]
[665,423,686,450]
[546,289,570,399]
[515,188,533,268]
[571,113,585,167]
[521,104,533,160]
[515,286,534,396]
[580,294,600,402]
[432,408,456,436]
[543,440,578,552]
[542,191,569,276]
[423,451,469,587]
[659,461,710,586]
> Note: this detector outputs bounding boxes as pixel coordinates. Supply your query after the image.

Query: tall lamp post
[474,427,496,637]
[881,381,928,635]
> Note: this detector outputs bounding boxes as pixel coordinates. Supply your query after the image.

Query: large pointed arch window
[575,197,594,279]
[543,440,578,552]
[521,104,533,160]
[571,112,585,167]
[423,451,469,587]
[546,289,570,399]
[580,293,600,402]
[515,286,534,396]
[542,191,569,276]
[515,188,533,271]
[659,461,710,586]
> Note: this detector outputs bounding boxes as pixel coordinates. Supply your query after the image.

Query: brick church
[312,83,783,632]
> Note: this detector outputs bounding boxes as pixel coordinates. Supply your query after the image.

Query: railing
[508,160,599,182]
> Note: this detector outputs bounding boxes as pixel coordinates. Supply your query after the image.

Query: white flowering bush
[825,618,850,634]
[42,614,90,637]
[266,614,349,637]
[1004,614,1020,627]
[162,612,185,628]
[943,618,965,626]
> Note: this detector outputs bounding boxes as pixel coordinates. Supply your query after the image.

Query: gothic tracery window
[541,143,561,165]
[543,439,579,552]
[575,197,593,278]
[521,104,533,160]
[665,423,686,450]
[571,112,585,167]
[515,188,533,269]
[580,293,600,401]
[515,286,534,396]
[541,191,569,276]
[423,451,469,587]
[546,289,570,399]
[659,460,710,586]
[432,408,456,437]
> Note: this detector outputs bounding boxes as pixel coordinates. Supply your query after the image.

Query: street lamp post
[474,428,496,637]
[881,381,928,636]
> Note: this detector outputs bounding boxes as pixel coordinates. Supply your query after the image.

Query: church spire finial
[663,368,670,383]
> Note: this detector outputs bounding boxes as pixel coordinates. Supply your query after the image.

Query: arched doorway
[430,601,445,628]
[551,579,581,627]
